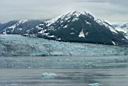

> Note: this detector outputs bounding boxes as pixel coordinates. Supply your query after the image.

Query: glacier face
[0,35,128,57]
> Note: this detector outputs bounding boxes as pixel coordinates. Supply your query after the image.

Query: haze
[0,0,128,23]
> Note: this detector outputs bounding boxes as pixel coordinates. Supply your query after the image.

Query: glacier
[0,34,128,57]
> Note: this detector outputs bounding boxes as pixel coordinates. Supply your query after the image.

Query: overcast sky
[0,0,128,23]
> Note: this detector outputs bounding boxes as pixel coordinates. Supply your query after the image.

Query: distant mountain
[0,11,128,46]
[0,20,18,34]
[113,23,128,39]
[0,20,45,35]
[37,11,128,45]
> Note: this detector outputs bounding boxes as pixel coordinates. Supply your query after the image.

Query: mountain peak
[47,11,94,26]
[64,11,94,19]
[40,11,128,45]
[66,11,86,17]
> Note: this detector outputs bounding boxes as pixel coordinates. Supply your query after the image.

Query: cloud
[78,0,128,6]
[0,0,128,23]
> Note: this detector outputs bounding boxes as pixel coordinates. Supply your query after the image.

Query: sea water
[0,55,128,86]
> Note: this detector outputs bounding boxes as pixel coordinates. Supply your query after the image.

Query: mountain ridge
[0,11,128,46]
[37,11,128,45]
[113,23,128,39]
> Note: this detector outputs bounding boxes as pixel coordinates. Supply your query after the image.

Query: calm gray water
[0,56,128,86]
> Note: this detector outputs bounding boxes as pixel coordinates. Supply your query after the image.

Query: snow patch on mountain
[114,23,128,32]
[5,20,27,33]
[8,19,28,29]
[113,23,128,39]
[79,29,85,38]
[46,11,94,26]
[96,19,118,34]
[18,19,28,24]
[63,25,68,28]
[72,17,79,22]
[112,41,116,45]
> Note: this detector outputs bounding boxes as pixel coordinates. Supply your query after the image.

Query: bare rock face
[37,11,128,45]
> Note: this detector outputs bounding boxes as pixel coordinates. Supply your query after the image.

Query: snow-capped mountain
[37,11,128,45]
[0,11,128,46]
[0,20,18,34]
[113,23,128,39]
[0,20,45,35]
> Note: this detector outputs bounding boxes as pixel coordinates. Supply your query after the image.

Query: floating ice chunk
[41,72,57,79]
[88,83,101,86]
